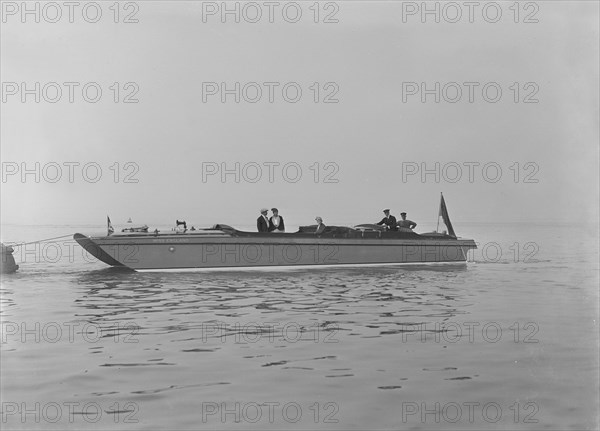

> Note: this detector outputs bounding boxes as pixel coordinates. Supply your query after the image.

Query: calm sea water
[1,222,598,430]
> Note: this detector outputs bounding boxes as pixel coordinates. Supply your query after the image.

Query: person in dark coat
[377,209,398,231]
[268,208,285,232]
[257,208,270,232]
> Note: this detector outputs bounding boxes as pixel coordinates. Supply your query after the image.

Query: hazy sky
[1,1,598,232]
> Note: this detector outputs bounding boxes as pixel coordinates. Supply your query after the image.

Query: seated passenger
[376,209,398,231]
[315,217,326,234]
[397,212,417,230]
[268,208,285,232]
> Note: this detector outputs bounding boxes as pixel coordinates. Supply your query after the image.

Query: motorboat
[73,195,477,272]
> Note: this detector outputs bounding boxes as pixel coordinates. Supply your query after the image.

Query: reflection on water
[72,265,471,329]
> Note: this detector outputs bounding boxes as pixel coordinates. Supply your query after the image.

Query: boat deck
[102,224,459,241]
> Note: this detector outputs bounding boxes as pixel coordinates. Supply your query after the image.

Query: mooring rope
[5,234,75,248]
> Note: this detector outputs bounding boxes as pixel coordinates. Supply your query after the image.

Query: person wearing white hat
[376,209,398,231]
[257,208,270,232]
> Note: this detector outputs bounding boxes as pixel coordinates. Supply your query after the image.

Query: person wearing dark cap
[268,208,285,232]
[257,208,270,232]
[397,212,417,230]
[376,209,398,231]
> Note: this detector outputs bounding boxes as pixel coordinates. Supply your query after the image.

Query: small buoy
[1,243,19,274]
